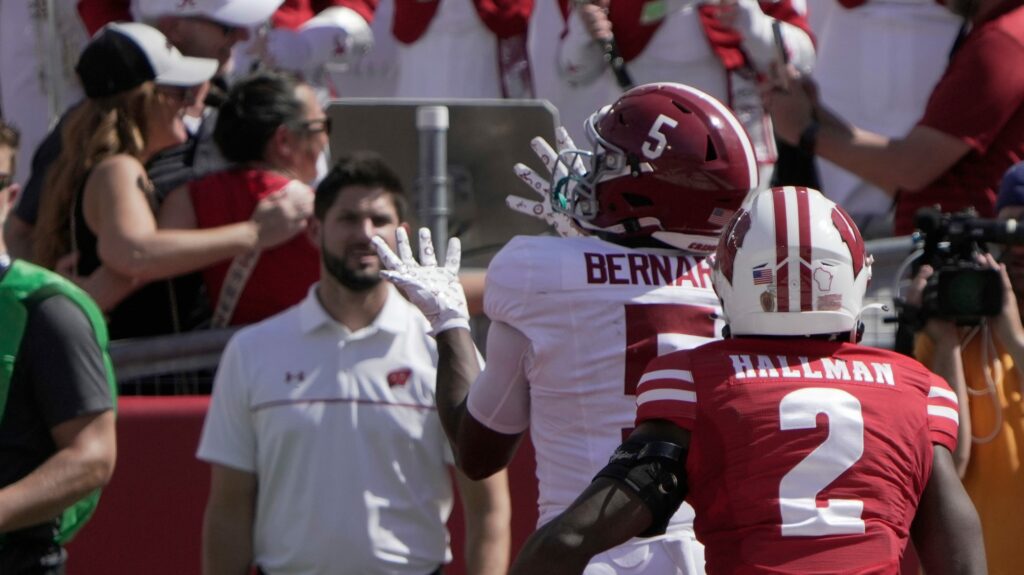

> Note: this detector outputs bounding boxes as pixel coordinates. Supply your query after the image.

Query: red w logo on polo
[177,0,197,8]
[387,368,413,388]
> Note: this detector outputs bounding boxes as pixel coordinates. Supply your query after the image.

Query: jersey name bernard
[580,251,713,288]
[729,354,895,386]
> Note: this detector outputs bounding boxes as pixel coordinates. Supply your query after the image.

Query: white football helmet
[713,186,873,337]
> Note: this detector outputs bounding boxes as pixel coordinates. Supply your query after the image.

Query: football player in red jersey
[507,186,987,575]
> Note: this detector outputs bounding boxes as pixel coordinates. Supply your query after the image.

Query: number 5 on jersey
[622,303,716,439]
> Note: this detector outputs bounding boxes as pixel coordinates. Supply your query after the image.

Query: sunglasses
[0,174,11,190]
[157,85,199,103]
[296,118,332,136]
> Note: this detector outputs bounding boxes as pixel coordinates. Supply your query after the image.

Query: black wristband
[798,118,820,155]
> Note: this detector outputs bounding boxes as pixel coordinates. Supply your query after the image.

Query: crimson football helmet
[713,186,873,338]
[551,83,758,253]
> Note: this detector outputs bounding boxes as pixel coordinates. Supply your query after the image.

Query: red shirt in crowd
[190,169,319,326]
[897,0,1024,234]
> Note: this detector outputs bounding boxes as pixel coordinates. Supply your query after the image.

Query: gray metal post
[416,106,450,260]
[44,0,65,124]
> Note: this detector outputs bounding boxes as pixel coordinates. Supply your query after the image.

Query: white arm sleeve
[466,320,532,435]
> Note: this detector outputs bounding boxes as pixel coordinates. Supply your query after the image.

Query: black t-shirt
[15,105,220,225]
[0,291,114,538]
[13,112,66,226]
[20,106,222,339]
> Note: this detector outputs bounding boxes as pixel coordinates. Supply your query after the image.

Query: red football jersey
[636,338,959,574]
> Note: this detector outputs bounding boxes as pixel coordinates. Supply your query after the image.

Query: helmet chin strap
[577,218,719,257]
[651,231,718,255]
[851,301,889,343]
[574,216,659,237]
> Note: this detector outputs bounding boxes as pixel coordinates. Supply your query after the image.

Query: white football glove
[507,126,586,238]
[557,4,610,87]
[371,227,470,336]
[264,7,373,74]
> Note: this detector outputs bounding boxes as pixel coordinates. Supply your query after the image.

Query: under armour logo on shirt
[285,371,305,384]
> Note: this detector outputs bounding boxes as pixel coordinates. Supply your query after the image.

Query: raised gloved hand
[371,227,470,336]
[558,1,611,86]
[263,7,374,75]
[709,0,814,75]
[507,126,586,238]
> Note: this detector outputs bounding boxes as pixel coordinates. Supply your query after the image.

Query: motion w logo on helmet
[711,186,874,338]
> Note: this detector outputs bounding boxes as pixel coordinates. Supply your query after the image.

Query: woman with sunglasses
[33,23,311,339]
[160,70,331,326]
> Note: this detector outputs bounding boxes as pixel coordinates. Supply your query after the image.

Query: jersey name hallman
[729,354,895,386]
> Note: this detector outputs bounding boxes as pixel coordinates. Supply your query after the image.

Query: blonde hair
[33,83,157,269]
[0,119,19,175]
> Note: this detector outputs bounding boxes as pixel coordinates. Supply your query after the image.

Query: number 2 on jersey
[779,387,866,536]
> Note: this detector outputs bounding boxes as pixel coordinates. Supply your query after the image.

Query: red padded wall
[66,396,540,575]
[63,396,919,574]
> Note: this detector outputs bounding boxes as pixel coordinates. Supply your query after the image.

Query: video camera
[913,207,1024,324]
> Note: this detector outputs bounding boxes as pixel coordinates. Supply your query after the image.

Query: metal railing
[107,237,919,388]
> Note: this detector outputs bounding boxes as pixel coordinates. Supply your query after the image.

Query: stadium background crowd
[0,0,1021,573]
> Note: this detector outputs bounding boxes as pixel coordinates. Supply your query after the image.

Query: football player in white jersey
[373,83,758,574]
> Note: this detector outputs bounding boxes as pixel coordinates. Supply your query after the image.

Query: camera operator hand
[907,264,960,345]
[983,252,1024,370]
[907,263,972,477]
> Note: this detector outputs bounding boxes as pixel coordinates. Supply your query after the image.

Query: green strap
[0,286,27,423]
[0,261,118,544]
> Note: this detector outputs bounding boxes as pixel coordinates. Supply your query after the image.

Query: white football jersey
[484,235,723,528]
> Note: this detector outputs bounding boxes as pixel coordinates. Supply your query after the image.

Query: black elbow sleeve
[594,439,689,537]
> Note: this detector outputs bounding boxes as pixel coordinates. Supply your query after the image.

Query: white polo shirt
[197,284,454,575]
